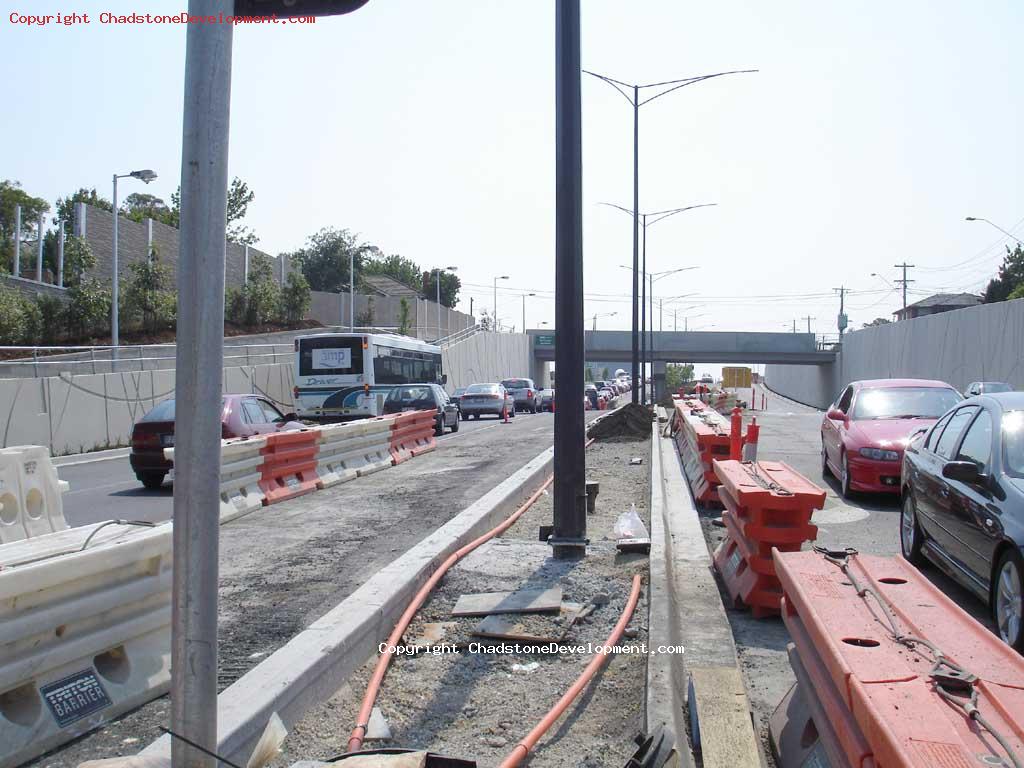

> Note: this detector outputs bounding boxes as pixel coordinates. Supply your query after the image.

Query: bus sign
[312,348,351,370]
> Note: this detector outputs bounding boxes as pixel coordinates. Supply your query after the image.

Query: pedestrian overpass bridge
[527,329,837,394]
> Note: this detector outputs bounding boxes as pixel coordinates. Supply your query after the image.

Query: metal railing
[432,324,485,348]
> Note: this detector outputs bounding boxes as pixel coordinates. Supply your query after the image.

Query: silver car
[460,383,516,420]
[501,377,541,413]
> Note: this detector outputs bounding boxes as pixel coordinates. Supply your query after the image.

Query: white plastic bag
[614,503,649,540]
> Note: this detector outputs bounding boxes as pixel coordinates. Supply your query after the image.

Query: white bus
[293,332,445,422]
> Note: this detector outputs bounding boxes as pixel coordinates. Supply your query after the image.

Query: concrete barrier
[0,523,172,768]
[315,418,394,487]
[165,437,268,523]
[0,446,69,544]
[139,444,556,765]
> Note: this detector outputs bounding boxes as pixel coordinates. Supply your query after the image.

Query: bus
[293,332,445,422]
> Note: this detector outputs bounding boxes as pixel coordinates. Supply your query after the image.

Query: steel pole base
[547,536,589,560]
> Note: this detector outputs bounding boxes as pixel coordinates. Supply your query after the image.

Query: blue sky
[3,0,1022,344]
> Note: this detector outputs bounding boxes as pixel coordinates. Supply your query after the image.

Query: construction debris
[403,622,458,650]
[586,402,653,441]
[474,602,583,644]
[451,586,563,617]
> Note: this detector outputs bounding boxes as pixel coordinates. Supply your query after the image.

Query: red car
[130,394,304,489]
[821,379,962,497]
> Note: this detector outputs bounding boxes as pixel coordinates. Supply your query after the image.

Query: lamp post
[592,311,617,331]
[493,274,509,331]
[521,292,535,332]
[966,216,1022,243]
[436,265,458,339]
[604,201,713,402]
[349,251,355,331]
[112,168,157,350]
[678,312,707,331]
[659,294,699,331]
[585,67,755,402]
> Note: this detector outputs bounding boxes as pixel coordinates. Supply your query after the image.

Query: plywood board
[688,667,762,768]
[451,587,563,617]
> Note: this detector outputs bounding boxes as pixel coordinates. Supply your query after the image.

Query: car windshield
[467,384,499,394]
[852,387,961,420]
[501,379,531,390]
[984,382,1013,393]
[1005,411,1024,477]
[386,386,434,407]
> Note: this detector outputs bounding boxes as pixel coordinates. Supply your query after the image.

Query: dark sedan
[382,383,459,436]
[901,393,1024,649]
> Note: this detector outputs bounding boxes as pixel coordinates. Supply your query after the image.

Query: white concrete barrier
[0,523,172,768]
[167,437,268,523]
[315,419,393,488]
[0,446,69,544]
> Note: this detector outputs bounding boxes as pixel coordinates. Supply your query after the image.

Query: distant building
[893,293,982,321]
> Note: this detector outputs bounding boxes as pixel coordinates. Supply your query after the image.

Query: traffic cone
[503,405,509,424]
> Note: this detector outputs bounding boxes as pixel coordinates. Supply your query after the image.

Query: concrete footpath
[30,410,592,768]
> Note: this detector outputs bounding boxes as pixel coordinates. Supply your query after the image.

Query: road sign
[536,334,555,346]
[234,0,369,18]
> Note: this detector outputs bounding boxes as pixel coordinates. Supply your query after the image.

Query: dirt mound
[587,402,653,441]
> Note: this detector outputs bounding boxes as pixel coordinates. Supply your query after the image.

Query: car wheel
[821,440,832,478]
[840,452,853,498]
[900,492,925,565]
[461,412,469,421]
[450,417,459,433]
[434,417,444,437]
[140,472,166,490]
[474,413,480,420]
[994,550,1024,651]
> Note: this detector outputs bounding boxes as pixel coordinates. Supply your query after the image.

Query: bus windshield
[298,337,364,377]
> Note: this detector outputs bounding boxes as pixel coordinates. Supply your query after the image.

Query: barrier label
[41,670,112,727]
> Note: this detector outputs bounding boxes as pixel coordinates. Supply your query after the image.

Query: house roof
[894,292,982,316]
[361,274,421,298]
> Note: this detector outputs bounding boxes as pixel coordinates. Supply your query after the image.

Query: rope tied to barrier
[813,545,1024,768]
[745,461,793,496]
[80,519,158,551]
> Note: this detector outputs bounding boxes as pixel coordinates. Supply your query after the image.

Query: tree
[291,227,370,293]
[35,294,66,345]
[280,271,311,324]
[398,297,412,336]
[862,317,892,328]
[362,249,422,293]
[665,363,695,392]
[241,252,280,326]
[54,187,113,226]
[0,288,26,344]
[356,297,376,328]
[1009,283,1024,301]
[421,269,461,308]
[163,177,257,242]
[0,180,50,272]
[984,244,1024,303]
[124,246,174,334]
[121,192,171,223]
[65,279,111,340]
[61,235,96,286]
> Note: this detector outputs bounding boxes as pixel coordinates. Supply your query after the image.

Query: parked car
[501,378,541,413]
[599,386,616,401]
[540,388,555,411]
[901,393,1024,649]
[130,395,304,490]
[584,383,599,409]
[965,381,1013,396]
[460,383,516,420]
[382,383,459,436]
[821,379,962,497]
[450,387,468,413]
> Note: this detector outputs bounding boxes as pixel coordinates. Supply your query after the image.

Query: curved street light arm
[648,202,717,227]
[637,69,759,107]
[582,70,635,106]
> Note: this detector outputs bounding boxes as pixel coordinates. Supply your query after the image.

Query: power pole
[894,262,915,313]
[790,319,797,333]
[833,286,848,340]
[802,315,815,333]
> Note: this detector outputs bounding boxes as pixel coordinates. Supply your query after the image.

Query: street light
[605,201,713,402]
[585,64,755,400]
[592,311,617,330]
[112,169,157,350]
[966,216,1022,242]
[522,292,535,332]
[493,275,509,331]
[436,265,458,339]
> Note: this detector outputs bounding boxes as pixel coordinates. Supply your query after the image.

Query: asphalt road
[53,412,535,528]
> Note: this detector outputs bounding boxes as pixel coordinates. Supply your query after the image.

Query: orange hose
[497,574,643,768]
[346,438,596,753]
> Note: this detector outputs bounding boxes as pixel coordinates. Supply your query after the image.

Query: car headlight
[859,447,900,461]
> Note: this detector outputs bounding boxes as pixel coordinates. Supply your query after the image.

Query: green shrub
[34,294,65,345]
[280,271,311,324]
[65,279,111,340]
[0,288,25,344]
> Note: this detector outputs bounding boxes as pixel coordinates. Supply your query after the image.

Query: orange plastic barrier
[712,460,824,617]
[776,550,1024,768]
[258,429,321,505]
[389,410,437,464]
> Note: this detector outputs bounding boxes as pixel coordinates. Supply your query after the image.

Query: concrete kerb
[651,423,762,767]
[139,443,557,765]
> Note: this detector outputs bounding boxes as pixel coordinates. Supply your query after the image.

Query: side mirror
[441,374,448,385]
[826,408,848,422]
[942,461,981,483]
[283,412,298,422]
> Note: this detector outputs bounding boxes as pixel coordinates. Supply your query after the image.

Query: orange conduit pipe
[346,438,596,753]
[498,573,643,768]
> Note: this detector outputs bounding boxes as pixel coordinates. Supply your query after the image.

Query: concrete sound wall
[765,298,1024,409]
[442,332,531,392]
[0,362,294,454]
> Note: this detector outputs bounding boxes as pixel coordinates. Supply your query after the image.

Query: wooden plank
[688,666,762,768]
[451,587,563,617]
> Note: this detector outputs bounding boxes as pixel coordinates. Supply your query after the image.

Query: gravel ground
[29,412,599,768]
[276,436,652,768]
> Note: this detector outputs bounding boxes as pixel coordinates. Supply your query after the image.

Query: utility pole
[802,315,815,334]
[789,319,798,333]
[894,262,915,313]
[833,286,848,340]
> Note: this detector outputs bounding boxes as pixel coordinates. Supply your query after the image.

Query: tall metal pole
[631,87,640,403]
[112,174,119,348]
[57,223,65,288]
[36,213,44,282]
[349,250,355,331]
[13,205,20,277]
[173,3,232,767]
[436,271,442,338]
[552,0,586,560]
[640,216,647,403]
[493,278,498,331]
[522,294,527,333]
